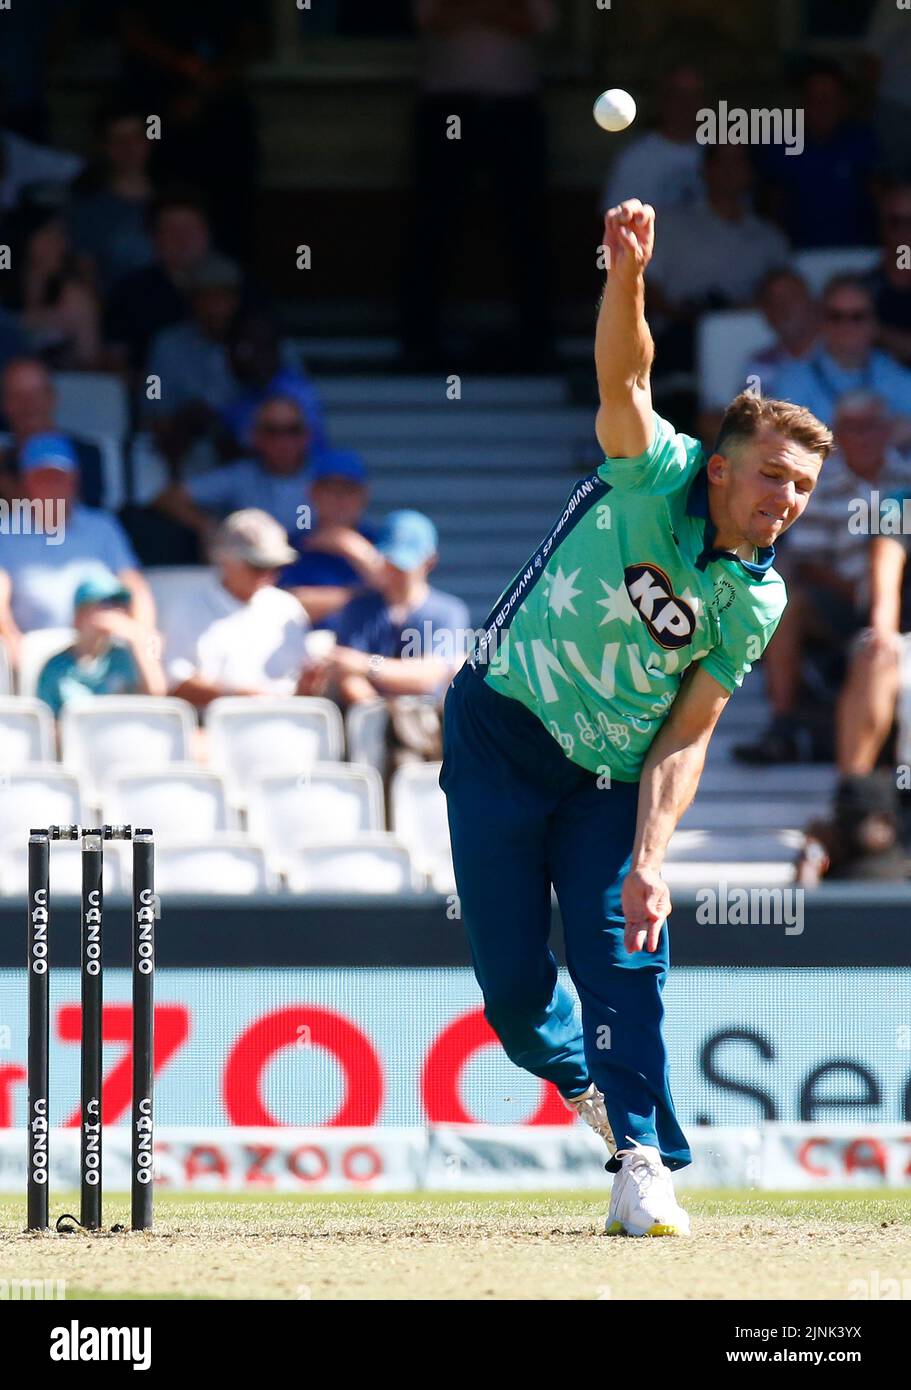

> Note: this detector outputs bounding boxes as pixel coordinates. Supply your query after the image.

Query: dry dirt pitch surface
[1,1191,909,1300]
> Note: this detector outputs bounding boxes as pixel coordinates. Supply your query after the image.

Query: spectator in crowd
[646,145,790,374]
[866,182,911,367]
[0,115,82,211]
[104,188,212,371]
[67,99,156,294]
[142,252,243,479]
[154,395,318,549]
[0,202,101,369]
[833,486,911,789]
[0,434,154,662]
[0,358,105,507]
[281,452,382,624]
[865,0,911,180]
[756,63,878,250]
[162,509,310,708]
[741,268,820,399]
[116,4,263,257]
[303,510,470,707]
[401,0,557,367]
[775,275,911,431]
[603,63,706,215]
[36,571,166,716]
[734,391,911,764]
[221,311,327,455]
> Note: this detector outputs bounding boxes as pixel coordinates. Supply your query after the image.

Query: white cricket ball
[593,88,637,133]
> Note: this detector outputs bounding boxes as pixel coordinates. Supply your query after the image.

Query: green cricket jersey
[473,411,787,781]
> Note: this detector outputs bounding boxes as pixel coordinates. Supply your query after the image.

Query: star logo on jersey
[596,578,637,627]
[545,565,582,618]
[623,562,698,650]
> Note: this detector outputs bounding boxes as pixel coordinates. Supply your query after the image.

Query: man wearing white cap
[161,508,312,709]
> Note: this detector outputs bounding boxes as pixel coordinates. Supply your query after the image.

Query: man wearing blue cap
[281,451,381,624]
[36,572,166,716]
[303,509,470,706]
[0,433,155,665]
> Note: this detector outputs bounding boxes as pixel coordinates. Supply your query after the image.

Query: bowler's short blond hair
[715,391,833,464]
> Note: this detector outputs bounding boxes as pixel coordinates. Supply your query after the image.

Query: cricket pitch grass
[1,1191,909,1301]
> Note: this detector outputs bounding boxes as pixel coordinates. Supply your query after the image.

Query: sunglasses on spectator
[824,308,873,323]
[257,422,306,436]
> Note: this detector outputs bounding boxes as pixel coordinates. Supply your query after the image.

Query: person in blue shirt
[36,571,166,716]
[775,276,911,434]
[154,394,321,547]
[301,510,471,706]
[280,451,381,623]
[0,434,156,667]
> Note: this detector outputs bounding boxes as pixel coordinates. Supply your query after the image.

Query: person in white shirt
[0,433,155,666]
[602,63,706,215]
[162,508,311,709]
[647,146,791,326]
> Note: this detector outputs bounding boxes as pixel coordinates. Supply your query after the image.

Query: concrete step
[315,376,570,407]
[359,444,589,472]
[334,408,594,443]
[681,797,826,832]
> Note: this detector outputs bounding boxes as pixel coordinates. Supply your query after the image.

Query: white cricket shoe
[563,1082,617,1156]
[605,1138,690,1237]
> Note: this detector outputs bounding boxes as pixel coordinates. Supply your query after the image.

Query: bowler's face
[714,428,822,548]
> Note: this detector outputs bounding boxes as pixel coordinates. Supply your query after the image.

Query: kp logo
[624,562,697,649]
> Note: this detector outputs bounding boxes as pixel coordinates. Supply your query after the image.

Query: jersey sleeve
[598,412,703,497]
[700,579,787,693]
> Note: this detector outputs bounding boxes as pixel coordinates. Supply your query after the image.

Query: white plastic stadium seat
[792,246,879,296]
[0,696,56,764]
[0,766,84,852]
[285,835,421,895]
[101,766,237,838]
[60,697,196,792]
[345,698,388,775]
[0,839,125,897]
[53,372,129,441]
[697,310,773,410]
[17,629,75,698]
[144,566,208,624]
[247,765,385,870]
[390,762,452,883]
[152,838,274,895]
[207,697,345,798]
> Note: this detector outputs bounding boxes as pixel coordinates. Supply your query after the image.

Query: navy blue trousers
[440,662,691,1170]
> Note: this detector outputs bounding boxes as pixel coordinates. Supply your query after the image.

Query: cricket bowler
[439,199,833,1236]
